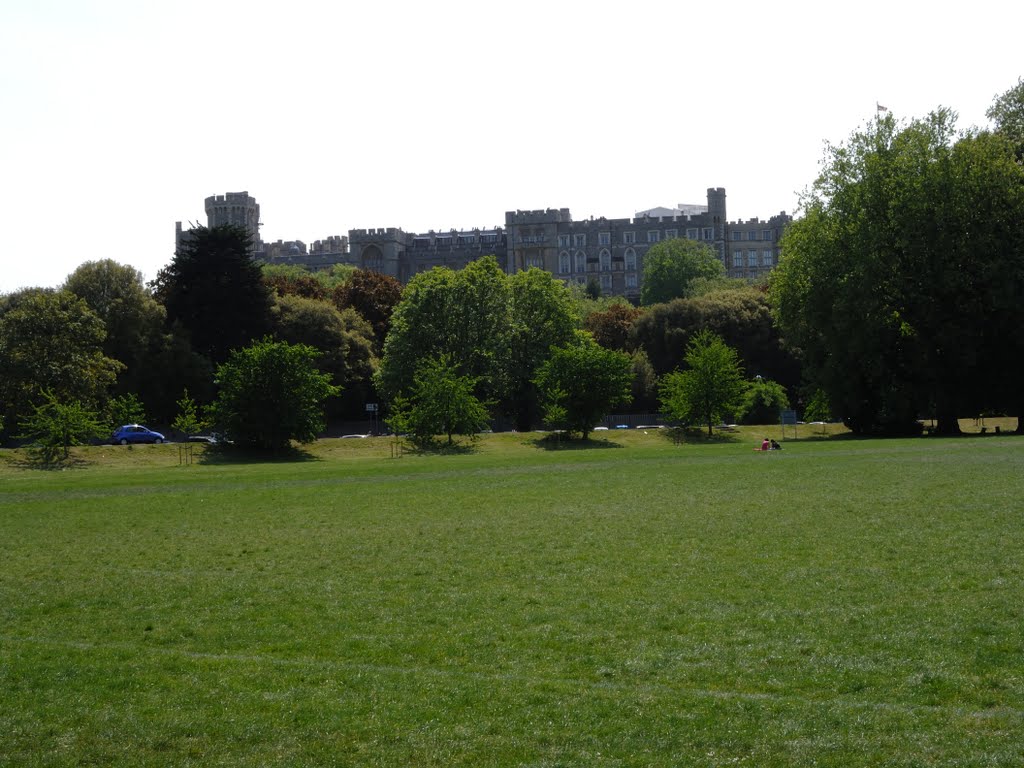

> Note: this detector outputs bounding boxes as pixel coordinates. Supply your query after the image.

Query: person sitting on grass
[770,439,782,450]
[759,437,770,451]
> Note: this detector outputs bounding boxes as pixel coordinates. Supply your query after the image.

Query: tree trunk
[933,410,962,436]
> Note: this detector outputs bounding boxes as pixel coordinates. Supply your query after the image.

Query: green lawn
[1,432,1022,766]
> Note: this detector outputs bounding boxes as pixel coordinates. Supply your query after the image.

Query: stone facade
[725,212,790,279]
[178,189,791,297]
[347,227,507,284]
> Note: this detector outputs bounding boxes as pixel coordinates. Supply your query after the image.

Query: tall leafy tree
[584,302,643,352]
[208,338,340,451]
[0,290,122,435]
[505,268,581,431]
[272,293,377,418]
[388,355,492,447]
[332,269,404,355]
[377,256,511,404]
[771,109,1024,434]
[534,331,633,440]
[64,259,168,400]
[631,286,799,390]
[152,224,274,364]
[659,330,747,436]
[640,238,724,305]
[17,390,106,463]
[987,77,1024,151]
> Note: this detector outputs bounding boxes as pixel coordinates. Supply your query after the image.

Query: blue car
[111,424,165,445]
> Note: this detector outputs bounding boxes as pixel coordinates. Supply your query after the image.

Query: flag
[877,103,889,113]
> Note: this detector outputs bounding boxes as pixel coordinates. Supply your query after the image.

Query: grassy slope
[1,431,1022,766]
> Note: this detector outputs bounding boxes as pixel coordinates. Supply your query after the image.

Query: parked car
[111,424,165,445]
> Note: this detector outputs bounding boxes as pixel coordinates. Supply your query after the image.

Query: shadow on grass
[196,443,320,465]
[531,433,623,451]
[399,441,479,456]
[662,427,745,445]
[1,453,92,471]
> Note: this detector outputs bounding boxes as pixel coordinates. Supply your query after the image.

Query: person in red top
[760,437,770,451]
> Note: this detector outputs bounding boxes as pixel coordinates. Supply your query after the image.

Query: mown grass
[1,431,1022,766]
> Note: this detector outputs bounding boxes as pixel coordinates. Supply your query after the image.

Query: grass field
[1,429,1022,766]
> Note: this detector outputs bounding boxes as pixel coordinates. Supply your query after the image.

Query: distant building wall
[178,189,791,296]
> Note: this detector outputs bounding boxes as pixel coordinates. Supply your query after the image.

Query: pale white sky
[1,0,1020,293]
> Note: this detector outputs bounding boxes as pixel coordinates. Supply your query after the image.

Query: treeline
[3,78,1023,448]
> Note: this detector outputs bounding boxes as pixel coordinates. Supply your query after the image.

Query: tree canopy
[534,331,633,440]
[376,257,512,405]
[640,238,725,305]
[208,338,340,451]
[505,268,581,430]
[0,289,122,435]
[388,355,492,447]
[659,330,747,436]
[332,269,404,355]
[272,293,376,418]
[153,224,274,365]
[770,108,1024,434]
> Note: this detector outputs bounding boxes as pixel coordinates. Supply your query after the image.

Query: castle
[176,190,791,299]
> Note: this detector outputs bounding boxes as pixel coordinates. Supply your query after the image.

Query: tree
[107,393,147,428]
[738,376,790,425]
[533,331,633,440]
[631,286,800,390]
[152,224,274,364]
[987,77,1024,150]
[802,388,832,423]
[18,390,105,463]
[584,302,643,352]
[332,269,404,355]
[171,389,204,436]
[388,355,492,447]
[65,260,171,409]
[207,338,340,451]
[505,268,581,431]
[271,293,377,418]
[377,257,511,405]
[262,265,330,301]
[659,330,747,436]
[0,289,122,435]
[629,349,660,413]
[640,238,724,305]
[770,109,1024,434]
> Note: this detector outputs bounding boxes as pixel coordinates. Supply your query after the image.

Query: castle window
[600,274,612,291]
[599,249,611,272]
[647,230,661,243]
[624,248,637,271]
[732,253,743,268]
[686,228,698,239]
[598,232,611,246]
[558,234,570,248]
[623,231,636,244]
[703,227,714,240]
[665,229,678,239]
[763,229,772,241]
[732,230,742,240]
[559,251,571,274]
[747,250,758,267]
[762,250,774,266]
[625,273,638,289]
[573,233,587,247]
[575,251,586,273]
[748,231,759,241]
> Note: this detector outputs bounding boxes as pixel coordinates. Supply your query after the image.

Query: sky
[1,0,1021,293]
